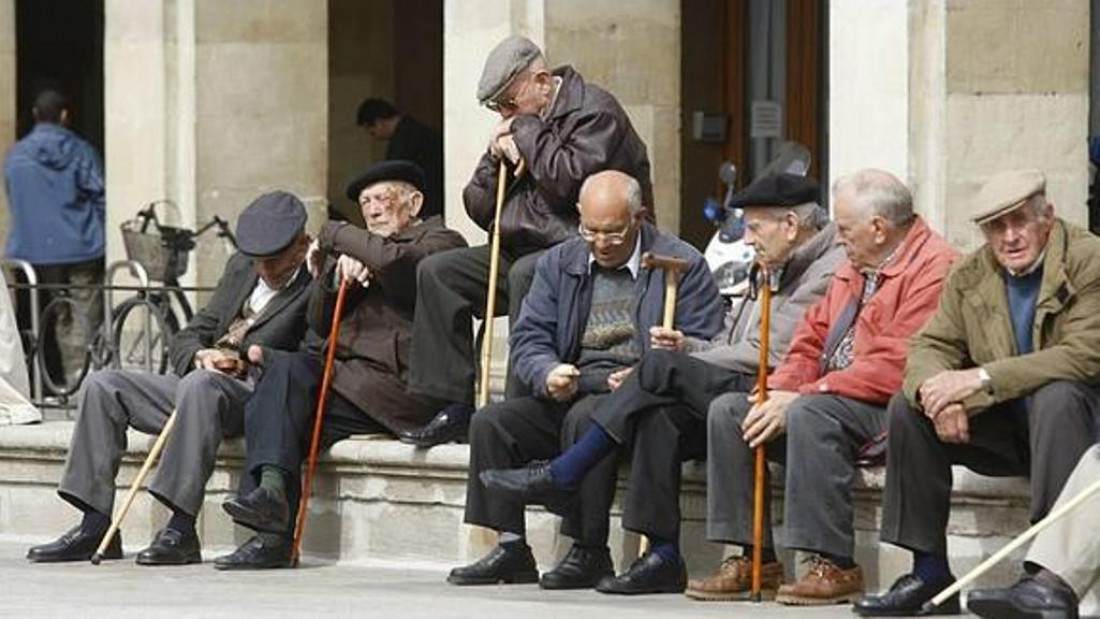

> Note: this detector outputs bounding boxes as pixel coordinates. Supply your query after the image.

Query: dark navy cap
[236,191,308,258]
[730,173,819,209]
[345,160,427,201]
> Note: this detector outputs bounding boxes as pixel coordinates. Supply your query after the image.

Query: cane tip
[90,553,102,565]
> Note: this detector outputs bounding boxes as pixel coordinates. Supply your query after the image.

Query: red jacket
[769,217,958,405]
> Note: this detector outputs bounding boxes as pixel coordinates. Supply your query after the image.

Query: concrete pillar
[104,0,328,288]
[0,0,14,239]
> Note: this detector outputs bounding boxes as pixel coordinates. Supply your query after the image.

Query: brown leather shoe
[685,555,784,601]
[775,556,864,606]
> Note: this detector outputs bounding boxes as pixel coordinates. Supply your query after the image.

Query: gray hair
[832,169,914,226]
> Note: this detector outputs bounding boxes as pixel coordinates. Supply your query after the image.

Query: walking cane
[636,252,690,556]
[751,264,773,601]
[476,161,511,409]
[91,408,179,564]
[290,277,350,566]
[925,476,1100,611]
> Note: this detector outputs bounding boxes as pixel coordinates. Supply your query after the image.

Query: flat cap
[345,160,426,201]
[236,191,308,258]
[972,169,1046,225]
[477,36,542,103]
[730,173,819,209]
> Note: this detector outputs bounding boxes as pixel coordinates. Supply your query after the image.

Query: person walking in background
[357,98,445,220]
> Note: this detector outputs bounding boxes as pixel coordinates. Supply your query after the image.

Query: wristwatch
[978,367,994,395]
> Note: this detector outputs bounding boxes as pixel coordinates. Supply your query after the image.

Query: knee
[78,369,121,399]
[1030,381,1092,428]
[886,392,922,440]
[707,392,749,435]
[785,395,830,439]
[178,369,227,404]
[636,349,677,385]
[469,405,505,444]
[417,250,455,287]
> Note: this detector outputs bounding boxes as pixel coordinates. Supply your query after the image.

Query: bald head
[578,170,643,218]
[577,171,644,268]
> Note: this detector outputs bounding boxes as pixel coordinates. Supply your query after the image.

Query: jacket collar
[562,220,658,276]
[780,222,836,288]
[548,66,584,120]
[391,215,444,242]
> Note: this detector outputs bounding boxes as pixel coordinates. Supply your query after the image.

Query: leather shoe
[221,487,288,533]
[135,528,202,566]
[213,534,292,570]
[967,572,1080,619]
[447,543,539,585]
[399,403,474,448]
[854,573,960,616]
[479,460,576,515]
[596,550,687,595]
[540,544,614,590]
[27,525,122,563]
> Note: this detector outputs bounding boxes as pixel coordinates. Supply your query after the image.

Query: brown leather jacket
[463,66,653,254]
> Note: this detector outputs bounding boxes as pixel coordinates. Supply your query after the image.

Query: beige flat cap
[972,169,1046,225]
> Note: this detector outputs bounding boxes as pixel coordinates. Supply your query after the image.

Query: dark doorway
[16,0,105,158]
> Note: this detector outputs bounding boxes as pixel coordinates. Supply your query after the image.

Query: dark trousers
[237,349,389,534]
[589,350,757,541]
[407,245,541,405]
[464,394,617,546]
[880,381,1100,557]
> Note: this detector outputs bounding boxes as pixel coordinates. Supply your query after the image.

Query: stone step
[0,421,1031,589]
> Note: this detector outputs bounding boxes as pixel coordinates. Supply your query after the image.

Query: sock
[819,551,856,570]
[648,536,679,563]
[549,426,615,489]
[499,532,525,547]
[80,509,110,537]
[260,465,287,498]
[166,509,196,535]
[740,545,777,564]
[913,551,952,583]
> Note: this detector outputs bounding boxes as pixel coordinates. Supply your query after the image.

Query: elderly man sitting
[857,169,1100,616]
[214,161,466,569]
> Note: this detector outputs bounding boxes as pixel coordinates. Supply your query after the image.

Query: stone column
[0,0,14,238]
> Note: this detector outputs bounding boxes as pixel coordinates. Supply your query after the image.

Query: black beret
[236,191,308,258]
[345,160,427,201]
[729,173,819,209]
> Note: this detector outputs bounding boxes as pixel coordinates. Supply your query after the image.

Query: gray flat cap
[477,36,542,103]
[236,191,307,258]
[972,169,1046,225]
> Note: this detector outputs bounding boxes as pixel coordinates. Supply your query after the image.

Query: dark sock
[260,465,287,499]
[648,536,679,563]
[820,551,856,570]
[166,510,196,536]
[80,510,110,537]
[913,551,952,583]
[500,536,528,550]
[740,545,777,564]
[549,426,615,489]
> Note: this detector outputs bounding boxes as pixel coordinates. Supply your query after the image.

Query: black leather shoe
[213,534,292,570]
[540,544,614,590]
[853,573,960,616]
[968,572,1080,619]
[399,404,474,448]
[221,487,289,533]
[447,543,539,585]
[596,551,687,595]
[479,460,575,515]
[135,528,202,566]
[26,526,122,563]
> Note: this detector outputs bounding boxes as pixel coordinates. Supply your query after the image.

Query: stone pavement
[0,539,944,619]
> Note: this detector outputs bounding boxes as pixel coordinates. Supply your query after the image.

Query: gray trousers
[59,368,251,517]
[706,392,887,559]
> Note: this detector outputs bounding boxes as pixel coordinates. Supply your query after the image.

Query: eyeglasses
[484,72,532,113]
[578,221,633,245]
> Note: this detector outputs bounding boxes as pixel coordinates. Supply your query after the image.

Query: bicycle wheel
[111,296,173,374]
[35,295,93,398]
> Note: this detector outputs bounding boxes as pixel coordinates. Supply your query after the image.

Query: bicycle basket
[120,219,192,282]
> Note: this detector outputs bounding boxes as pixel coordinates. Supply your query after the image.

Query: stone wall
[0,0,14,242]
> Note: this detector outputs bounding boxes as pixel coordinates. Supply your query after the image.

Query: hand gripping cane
[91,408,180,564]
[636,252,690,556]
[751,264,774,601]
[291,277,350,566]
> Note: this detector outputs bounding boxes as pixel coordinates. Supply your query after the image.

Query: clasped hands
[917,368,983,444]
[488,118,521,165]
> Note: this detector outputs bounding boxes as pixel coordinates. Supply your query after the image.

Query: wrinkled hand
[546,363,580,402]
[487,118,515,160]
[741,390,798,449]
[336,254,371,287]
[919,368,982,419]
[932,402,970,444]
[193,348,237,373]
[649,326,684,351]
[247,344,265,367]
[607,367,633,391]
[306,238,324,278]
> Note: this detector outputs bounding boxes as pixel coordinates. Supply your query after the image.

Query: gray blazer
[687,223,844,375]
[168,253,311,376]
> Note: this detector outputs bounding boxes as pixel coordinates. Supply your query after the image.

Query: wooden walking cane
[476,160,517,408]
[91,408,180,564]
[751,264,773,601]
[925,476,1100,611]
[636,252,691,556]
[291,277,350,566]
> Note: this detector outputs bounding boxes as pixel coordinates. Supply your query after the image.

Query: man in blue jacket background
[448,170,722,589]
[4,89,106,384]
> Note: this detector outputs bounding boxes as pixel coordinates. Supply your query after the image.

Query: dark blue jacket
[4,123,106,264]
[511,221,723,398]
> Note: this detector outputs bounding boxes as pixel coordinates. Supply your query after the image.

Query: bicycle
[35,201,237,398]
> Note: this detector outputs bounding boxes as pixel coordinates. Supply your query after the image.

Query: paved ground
[0,539,950,618]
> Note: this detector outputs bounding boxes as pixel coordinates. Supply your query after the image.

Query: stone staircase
[0,421,1032,589]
